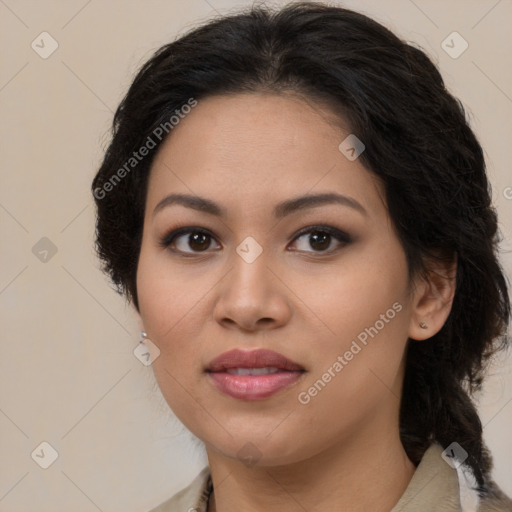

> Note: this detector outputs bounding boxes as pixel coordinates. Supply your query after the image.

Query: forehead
[146,93,384,218]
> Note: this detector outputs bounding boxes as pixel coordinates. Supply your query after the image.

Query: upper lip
[206,349,305,372]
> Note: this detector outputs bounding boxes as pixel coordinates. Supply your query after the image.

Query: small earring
[139,331,147,343]
[419,322,428,329]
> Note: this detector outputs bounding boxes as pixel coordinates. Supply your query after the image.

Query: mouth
[205,349,306,401]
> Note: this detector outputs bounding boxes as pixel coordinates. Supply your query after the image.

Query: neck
[206,424,415,512]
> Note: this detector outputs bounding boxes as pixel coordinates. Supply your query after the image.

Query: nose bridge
[228,239,273,305]
[235,234,265,266]
[213,238,291,330]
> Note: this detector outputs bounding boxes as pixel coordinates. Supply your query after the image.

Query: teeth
[226,367,281,376]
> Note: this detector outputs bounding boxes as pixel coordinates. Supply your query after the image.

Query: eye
[160,225,351,256]
[160,227,220,254]
[289,226,351,253]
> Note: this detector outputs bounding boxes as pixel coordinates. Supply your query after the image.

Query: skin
[136,92,456,512]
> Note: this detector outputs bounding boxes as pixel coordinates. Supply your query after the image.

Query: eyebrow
[152,192,367,219]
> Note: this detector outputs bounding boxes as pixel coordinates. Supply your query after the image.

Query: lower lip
[208,371,305,400]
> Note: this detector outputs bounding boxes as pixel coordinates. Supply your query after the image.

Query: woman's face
[137,92,421,466]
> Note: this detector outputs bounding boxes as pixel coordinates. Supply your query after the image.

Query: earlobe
[408,255,457,341]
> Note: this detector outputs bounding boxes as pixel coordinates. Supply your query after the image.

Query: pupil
[190,232,209,251]
[310,231,330,251]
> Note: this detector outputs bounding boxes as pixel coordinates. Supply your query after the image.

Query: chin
[200,427,318,468]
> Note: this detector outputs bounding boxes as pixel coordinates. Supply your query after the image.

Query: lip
[206,349,304,372]
[206,349,306,401]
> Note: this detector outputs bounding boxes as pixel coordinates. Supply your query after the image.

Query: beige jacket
[148,444,512,511]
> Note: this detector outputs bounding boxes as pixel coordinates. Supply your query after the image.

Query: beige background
[0,0,511,510]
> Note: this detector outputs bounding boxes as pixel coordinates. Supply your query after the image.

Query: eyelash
[159,225,352,257]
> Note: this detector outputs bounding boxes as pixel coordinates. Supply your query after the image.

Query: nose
[212,250,292,332]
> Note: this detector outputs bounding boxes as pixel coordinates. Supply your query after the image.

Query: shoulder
[454,449,512,511]
[391,443,512,512]
[147,466,212,512]
[477,484,512,512]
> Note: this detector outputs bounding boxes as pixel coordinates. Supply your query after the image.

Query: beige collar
[391,443,463,511]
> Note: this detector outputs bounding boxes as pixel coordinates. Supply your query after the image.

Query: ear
[408,253,457,341]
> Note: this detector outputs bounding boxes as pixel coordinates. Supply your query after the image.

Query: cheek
[136,253,202,416]
[136,246,213,388]
[303,245,409,348]
[137,245,202,336]
[296,241,411,398]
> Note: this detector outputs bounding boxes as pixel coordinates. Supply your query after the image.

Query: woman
[91,3,511,511]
